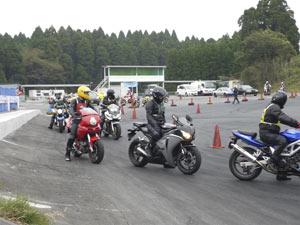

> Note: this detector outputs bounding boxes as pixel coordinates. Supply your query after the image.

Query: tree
[0,64,7,83]
[239,0,300,52]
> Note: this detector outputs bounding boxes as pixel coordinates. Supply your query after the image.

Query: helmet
[271,91,287,109]
[107,89,115,98]
[54,93,61,100]
[152,86,167,103]
[77,86,91,100]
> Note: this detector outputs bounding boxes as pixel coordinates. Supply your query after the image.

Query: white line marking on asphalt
[1,139,23,147]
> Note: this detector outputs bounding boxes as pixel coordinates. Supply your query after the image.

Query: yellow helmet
[77,86,91,100]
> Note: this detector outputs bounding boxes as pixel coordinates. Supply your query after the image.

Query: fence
[0,85,19,113]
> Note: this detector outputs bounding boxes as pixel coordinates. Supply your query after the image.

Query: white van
[191,81,216,96]
[176,84,198,96]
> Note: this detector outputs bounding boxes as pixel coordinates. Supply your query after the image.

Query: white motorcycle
[101,104,122,140]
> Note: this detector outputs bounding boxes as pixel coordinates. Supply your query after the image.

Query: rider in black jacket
[259,91,300,180]
[100,89,118,131]
[145,86,167,156]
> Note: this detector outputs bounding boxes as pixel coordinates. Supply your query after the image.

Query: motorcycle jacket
[259,103,298,133]
[145,99,165,126]
[102,96,118,107]
[69,97,95,117]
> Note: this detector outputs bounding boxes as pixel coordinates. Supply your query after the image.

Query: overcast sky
[0,0,299,41]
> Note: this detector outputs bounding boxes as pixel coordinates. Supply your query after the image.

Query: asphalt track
[0,96,299,225]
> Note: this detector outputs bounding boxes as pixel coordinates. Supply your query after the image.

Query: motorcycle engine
[286,152,300,170]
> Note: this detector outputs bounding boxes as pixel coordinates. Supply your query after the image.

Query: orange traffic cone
[207,96,213,105]
[242,93,248,102]
[196,104,200,114]
[171,99,177,107]
[258,93,264,100]
[210,125,224,148]
[132,107,137,120]
[188,98,194,106]
[224,97,230,103]
[121,105,125,115]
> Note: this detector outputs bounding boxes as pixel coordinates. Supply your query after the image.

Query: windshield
[204,82,216,88]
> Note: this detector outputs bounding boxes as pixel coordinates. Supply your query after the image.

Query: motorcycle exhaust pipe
[230,143,257,162]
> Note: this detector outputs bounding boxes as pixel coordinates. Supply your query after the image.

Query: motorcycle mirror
[186,115,192,122]
[172,114,179,122]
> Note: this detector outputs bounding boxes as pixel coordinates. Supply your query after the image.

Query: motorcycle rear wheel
[89,140,105,164]
[229,147,262,181]
[128,138,148,167]
[177,146,201,175]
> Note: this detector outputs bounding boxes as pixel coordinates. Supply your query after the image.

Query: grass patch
[0,197,50,225]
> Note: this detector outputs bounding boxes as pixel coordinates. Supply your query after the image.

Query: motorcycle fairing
[281,129,300,143]
[157,134,183,167]
[232,130,266,148]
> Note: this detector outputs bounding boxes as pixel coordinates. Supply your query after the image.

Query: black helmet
[152,86,167,103]
[107,89,115,97]
[271,91,287,109]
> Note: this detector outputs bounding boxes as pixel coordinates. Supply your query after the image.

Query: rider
[48,93,67,129]
[100,89,118,130]
[259,91,300,181]
[65,86,96,161]
[280,81,286,92]
[264,81,271,94]
[145,86,167,157]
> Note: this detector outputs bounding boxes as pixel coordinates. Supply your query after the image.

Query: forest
[0,0,299,90]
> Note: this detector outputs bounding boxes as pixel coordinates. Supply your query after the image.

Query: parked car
[176,84,198,96]
[213,87,234,97]
[238,85,258,96]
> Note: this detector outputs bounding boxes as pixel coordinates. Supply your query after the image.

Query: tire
[89,140,104,164]
[229,147,262,181]
[112,124,121,140]
[176,146,201,175]
[128,138,148,167]
[58,120,64,133]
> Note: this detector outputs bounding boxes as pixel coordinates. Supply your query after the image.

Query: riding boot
[276,171,291,181]
[270,155,285,168]
[48,117,54,129]
[65,139,74,161]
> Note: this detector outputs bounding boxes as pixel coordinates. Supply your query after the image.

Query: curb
[0,110,40,140]
[0,218,18,225]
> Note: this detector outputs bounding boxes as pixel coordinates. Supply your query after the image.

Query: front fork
[87,133,100,152]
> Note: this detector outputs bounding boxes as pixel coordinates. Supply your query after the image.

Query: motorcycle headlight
[57,109,63,114]
[90,117,97,126]
[181,130,192,140]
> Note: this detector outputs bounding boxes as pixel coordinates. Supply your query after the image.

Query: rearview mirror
[186,115,192,122]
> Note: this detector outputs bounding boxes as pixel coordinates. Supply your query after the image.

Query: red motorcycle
[67,107,104,164]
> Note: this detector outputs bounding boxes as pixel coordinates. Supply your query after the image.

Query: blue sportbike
[228,129,300,180]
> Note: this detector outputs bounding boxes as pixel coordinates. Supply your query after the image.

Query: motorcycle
[52,106,69,133]
[228,129,300,181]
[264,86,271,96]
[101,104,122,140]
[66,107,104,164]
[127,115,201,175]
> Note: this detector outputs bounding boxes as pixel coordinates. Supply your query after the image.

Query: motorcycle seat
[133,122,148,128]
[238,130,257,139]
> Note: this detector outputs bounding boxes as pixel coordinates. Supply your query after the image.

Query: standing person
[232,86,240,104]
[65,86,96,161]
[259,92,300,181]
[280,81,286,92]
[264,81,271,95]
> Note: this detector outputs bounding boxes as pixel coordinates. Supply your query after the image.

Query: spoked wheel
[229,147,262,181]
[89,140,105,164]
[128,139,148,167]
[176,146,201,175]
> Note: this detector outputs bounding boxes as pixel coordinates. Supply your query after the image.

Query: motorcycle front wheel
[128,138,148,167]
[229,147,262,181]
[176,146,201,175]
[112,124,121,140]
[58,120,64,133]
[89,140,105,164]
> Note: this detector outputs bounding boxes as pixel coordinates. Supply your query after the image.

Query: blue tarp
[0,85,18,112]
